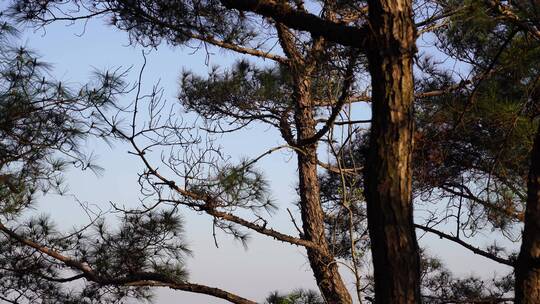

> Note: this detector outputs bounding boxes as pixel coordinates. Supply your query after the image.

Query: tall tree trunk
[294,75,353,304]
[515,123,540,303]
[364,0,421,303]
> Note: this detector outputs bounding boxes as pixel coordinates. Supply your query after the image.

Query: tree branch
[440,184,524,221]
[485,0,540,40]
[163,198,318,249]
[298,52,358,146]
[414,224,514,267]
[220,0,371,48]
[0,221,257,304]
[115,0,289,64]
[125,136,317,249]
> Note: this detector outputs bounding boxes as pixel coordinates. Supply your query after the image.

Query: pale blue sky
[5,6,517,303]
[15,15,327,303]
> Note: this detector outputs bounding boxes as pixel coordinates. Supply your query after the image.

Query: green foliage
[414,0,540,234]
[10,0,257,48]
[213,161,274,210]
[0,28,127,218]
[82,211,190,281]
[180,60,293,127]
[318,133,367,259]
[3,0,536,303]
[179,56,359,132]
[421,253,513,303]
[0,18,192,303]
[265,289,324,304]
[0,211,190,303]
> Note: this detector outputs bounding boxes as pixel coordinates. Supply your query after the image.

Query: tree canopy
[0,0,539,303]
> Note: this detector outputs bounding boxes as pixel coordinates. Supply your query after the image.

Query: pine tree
[0,18,198,304]
[13,0,535,303]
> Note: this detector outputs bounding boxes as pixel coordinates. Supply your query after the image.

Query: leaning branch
[201,205,317,248]
[414,224,514,267]
[220,0,370,48]
[93,98,315,253]
[440,184,524,221]
[127,136,316,249]
[0,221,257,304]
[127,280,257,304]
[0,221,98,280]
[118,0,290,64]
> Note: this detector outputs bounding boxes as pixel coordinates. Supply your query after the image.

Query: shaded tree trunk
[515,123,540,303]
[294,75,353,304]
[364,0,421,303]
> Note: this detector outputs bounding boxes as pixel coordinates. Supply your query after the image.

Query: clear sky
[9,8,517,304]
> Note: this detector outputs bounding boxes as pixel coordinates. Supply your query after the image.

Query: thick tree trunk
[294,76,353,304]
[364,0,421,303]
[515,123,540,303]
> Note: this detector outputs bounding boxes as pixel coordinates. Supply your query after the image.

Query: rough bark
[515,123,540,303]
[364,0,421,303]
[294,74,353,304]
[220,0,369,48]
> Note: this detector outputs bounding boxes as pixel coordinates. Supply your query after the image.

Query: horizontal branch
[414,224,514,267]
[116,1,288,64]
[314,81,476,107]
[0,221,257,304]
[220,0,370,48]
[126,280,256,304]
[317,161,362,175]
[317,119,371,125]
[313,93,372,106]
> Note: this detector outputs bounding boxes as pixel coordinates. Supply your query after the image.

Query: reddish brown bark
[293,74,353,304]
[364,0,421,303]
[515,123,540,303]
